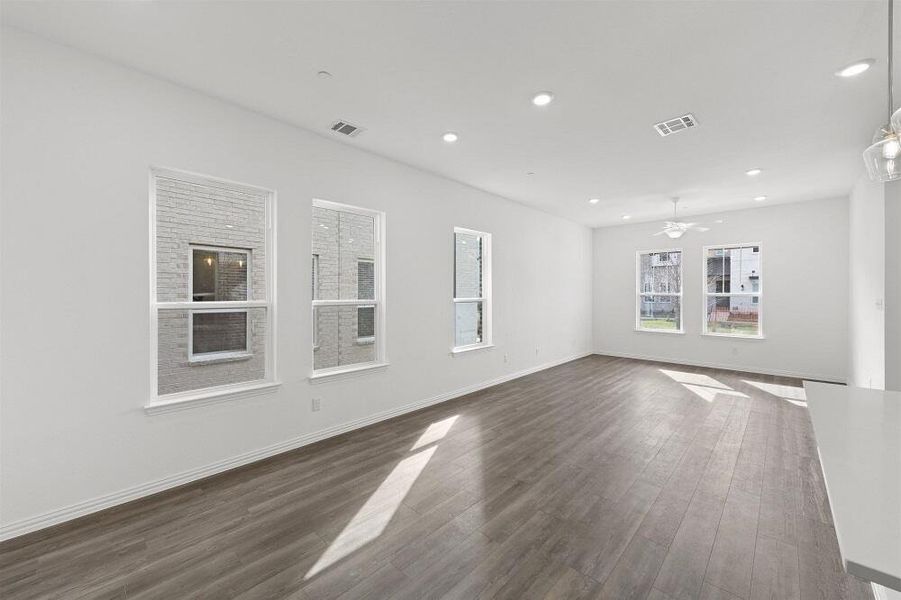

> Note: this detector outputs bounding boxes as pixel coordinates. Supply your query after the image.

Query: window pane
[706,248,730,293]
[312,206,375,300]
[734,246,761,294]
[639,296,681,330]
[358,260,375,300]
[157,307,266,395]
[640,251,681,293]
[314,305,377,370]
[706,296,760,336]
[455,301,483,346]
[192,248,249,301]
[155,176,266,303]
[192,311,247,354]
[357,306,375,338]
[455,232,482,298]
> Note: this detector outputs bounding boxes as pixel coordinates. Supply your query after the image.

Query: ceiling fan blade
[652,230,667,236]
[691,226,710,232]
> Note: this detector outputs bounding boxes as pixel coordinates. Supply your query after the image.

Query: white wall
[848,175,886,389]
[885,180,901,391]
[592,198,849,381]
[0,30,592,537]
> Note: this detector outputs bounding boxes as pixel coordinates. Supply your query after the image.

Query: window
[311,200,385,375]
[636,249,683,332]
[312,254,319,348]
[188,246,252,361]
[150,167,276,406]
[356,259,375,343]
[704,244,762,337]
[453,228,492,351]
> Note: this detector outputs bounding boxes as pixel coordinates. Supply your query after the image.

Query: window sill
[309,361,389,383]
[451,343,496,355]
[702,332,766,340]
[634,328,684,335]
[355,337,376,346]
[188,352,253,365]
[146,380,281,414]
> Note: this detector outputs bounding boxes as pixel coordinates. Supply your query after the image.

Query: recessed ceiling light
[526,171,535,176]
[589,198,600,204]
[531,91,555,106]
[622,215,631,220]
[754,195,767,202]
[835,59,875,78]
[745,168,762,176]
[317,70,333,79]
[442,132,458,143]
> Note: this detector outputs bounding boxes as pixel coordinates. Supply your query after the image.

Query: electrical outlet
[535,347,540,355]
[504,353,509,363]
[312,398,321,412]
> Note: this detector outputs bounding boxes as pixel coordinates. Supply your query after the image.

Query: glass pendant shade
[892,106,901,133]
[864,124,901,182]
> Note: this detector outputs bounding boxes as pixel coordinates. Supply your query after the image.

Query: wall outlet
[504,353,509,363]
[535,347,540,355]
[312,398,321,412]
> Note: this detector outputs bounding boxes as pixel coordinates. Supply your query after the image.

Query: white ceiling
[1,1,889,226]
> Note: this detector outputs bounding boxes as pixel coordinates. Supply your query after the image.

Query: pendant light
[864,0,901,181]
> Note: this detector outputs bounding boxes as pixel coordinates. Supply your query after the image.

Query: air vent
[330,120,364,137]
[653,114,698,137]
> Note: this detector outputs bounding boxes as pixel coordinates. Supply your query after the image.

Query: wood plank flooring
[0,355,876,599]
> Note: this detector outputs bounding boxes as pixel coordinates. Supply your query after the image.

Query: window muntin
[704,244,762,337]
[453,228,492,350]
[312,200,385,373]
[636,250,683,332]
[150,167,275,402]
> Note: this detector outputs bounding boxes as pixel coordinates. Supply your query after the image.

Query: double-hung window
[311,200,385,376]
[150,167,276,407]
[704,244,762,337]
[453,227,492,351]
[636,250,683,332]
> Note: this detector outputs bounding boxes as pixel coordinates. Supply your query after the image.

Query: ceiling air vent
[653,114,698,137]
[330,120,364,137]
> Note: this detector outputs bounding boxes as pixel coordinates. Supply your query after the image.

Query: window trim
[310,199,386,380]
[147,166,278,411]
[452,226,492,353]
[635,248,684,334]
[312,254,320,349]
[701,242,764,339]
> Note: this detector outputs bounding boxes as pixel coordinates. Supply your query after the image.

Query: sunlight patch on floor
[305,413,461,580]
[660,369,731,390]
[660,369,748,402]
[305,445,437,579]
[743,380,808,407]
[411,415,459,450]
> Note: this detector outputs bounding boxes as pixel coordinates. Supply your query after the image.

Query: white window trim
[310,199,387,380]
[147,166,278,412]
[702,242,764,339]
[635,248,684,334]
[452,227,492,353]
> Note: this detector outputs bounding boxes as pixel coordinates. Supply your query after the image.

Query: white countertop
[803,382,901,592]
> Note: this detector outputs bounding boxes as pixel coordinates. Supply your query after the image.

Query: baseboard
[0,351,591,542]
[593,350,845,383]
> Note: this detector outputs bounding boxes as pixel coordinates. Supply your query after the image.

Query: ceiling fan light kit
[654,197,710,238]
[864,0,901,182]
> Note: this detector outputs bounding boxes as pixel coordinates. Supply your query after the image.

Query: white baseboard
[594,349,844,383]
[0,351,591,542]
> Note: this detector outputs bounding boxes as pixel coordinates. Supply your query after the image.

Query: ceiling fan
[653,197,709,238]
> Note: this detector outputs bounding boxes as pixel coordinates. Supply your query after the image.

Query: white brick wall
[155,176,268,395]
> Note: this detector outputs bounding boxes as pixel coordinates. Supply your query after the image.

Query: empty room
[1,1,899,599]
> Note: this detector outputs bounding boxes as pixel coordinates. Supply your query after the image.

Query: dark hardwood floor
[0,355,875,600]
